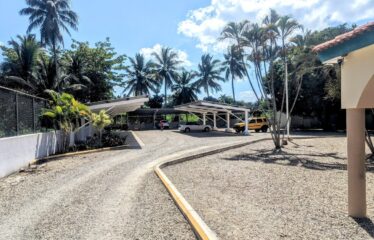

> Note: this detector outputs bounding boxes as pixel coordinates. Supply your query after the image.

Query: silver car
[178,122,212,132]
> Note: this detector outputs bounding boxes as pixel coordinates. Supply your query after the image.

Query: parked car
[156,120,170,129]
[179,122,212,132]
[233,117,269,133]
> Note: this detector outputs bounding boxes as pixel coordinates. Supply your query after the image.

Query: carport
[175,101,251,134]
[88,96,149,116]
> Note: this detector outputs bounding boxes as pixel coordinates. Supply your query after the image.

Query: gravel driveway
[164,135,374,240]
[0,130,258,240]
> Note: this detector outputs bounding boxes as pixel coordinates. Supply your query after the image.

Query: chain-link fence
[0,86,48,138]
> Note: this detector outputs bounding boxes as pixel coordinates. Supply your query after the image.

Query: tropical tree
[42,90,91,152]
[0,35,40,90]
[218,94,235,104]
[222,45,246,102]
[220,21,260,100]
[152,47,181,106]
[20,0,79,58]
[33,53,64,94]
[171,71,200,105]
[122,53,159,96]
[196,54,225,97]
[276,15,301,138]
[146,95,163,108]
[65,39,126,102]
[91,110,112,146]
[61,52,92,95]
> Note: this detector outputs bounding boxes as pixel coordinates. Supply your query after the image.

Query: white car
[179,122,212,132]
[157,120,170,129]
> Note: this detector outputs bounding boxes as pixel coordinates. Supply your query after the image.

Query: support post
[244,110,249,135]
[203,113,206,125]
[213,113,217,130]
[225,112,230,132]
[15,93,19,136]
[347,108,366,218]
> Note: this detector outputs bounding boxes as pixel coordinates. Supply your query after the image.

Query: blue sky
[1,0,373,102]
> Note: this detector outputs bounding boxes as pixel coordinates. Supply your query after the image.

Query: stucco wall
[0,131,63,178]
[342,44,374,109]
[0,126,93,178]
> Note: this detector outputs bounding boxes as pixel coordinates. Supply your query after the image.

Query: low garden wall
[0,126,93,178]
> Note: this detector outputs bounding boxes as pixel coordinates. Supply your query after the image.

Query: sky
[0,0,373,102]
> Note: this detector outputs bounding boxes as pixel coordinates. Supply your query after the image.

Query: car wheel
[235,129,241,133]
[185,128,191,133]
[204,127,210,132]
[255,129,260,133]
[261,126,268,132]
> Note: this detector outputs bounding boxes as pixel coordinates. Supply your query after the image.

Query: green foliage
[222,45,246,101]
[20,0,78,54]
[63,39,126,102]
[152,47,181,106]
[0,35,40,90]
[171,71,200,105]
[146,95,164,108]
[196,54,225,97]
[122,53,158,96]
[91,110,112,131]
[42,90,91,133]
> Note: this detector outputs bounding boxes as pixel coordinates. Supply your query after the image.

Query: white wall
[0,126,93,178]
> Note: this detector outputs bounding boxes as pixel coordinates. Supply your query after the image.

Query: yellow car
[233,117,269,133]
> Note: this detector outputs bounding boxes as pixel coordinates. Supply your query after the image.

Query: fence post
[32,98,36,132]
[15,93,19,135]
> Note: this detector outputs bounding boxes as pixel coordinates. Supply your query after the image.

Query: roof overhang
[314,24,374,63]
[88,96,149,116]
[174,101,251,114]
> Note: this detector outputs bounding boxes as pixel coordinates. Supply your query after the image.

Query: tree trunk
[164,79,167,107]
[231,75,236,102]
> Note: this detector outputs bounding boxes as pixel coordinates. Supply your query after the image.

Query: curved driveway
[0,130,257,240]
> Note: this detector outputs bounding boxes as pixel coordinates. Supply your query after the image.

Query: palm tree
[276,15,301,138]
[171,71,200,105]
[196,54,224,97]
[33,53,65,94]
[1,35,40,90]
[220,21,260,101]
[222,45,246,102]
[61,53,92,99]
[122,54,159,96]
[152,47,181,106]
[290,29,312,48]
[20,0,78,58]
[42,90,91,152]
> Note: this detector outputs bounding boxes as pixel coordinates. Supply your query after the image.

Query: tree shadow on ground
[223,148,374,172]
[354,218,374,238]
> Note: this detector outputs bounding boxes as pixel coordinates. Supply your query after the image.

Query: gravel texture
[0,130,256,240]
[164,135,374,240]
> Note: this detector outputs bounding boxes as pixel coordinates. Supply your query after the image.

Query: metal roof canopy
[88,96,149,116]
[174,101,251,114]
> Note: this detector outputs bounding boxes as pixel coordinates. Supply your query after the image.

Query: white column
[203,113,206,125]
[225,112,230,132]
[244,111,249,135]
[213,113,217,130]
[347,108,366,218]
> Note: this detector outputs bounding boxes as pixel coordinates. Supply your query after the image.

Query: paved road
[0,130,257,240]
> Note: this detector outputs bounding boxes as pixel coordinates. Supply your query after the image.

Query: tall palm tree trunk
[164,79,167,107]
[231,75,236,102]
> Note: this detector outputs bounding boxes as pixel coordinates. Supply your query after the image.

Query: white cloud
[139,44,192,67]
[238,90,257,103]
[178,0,374,52]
